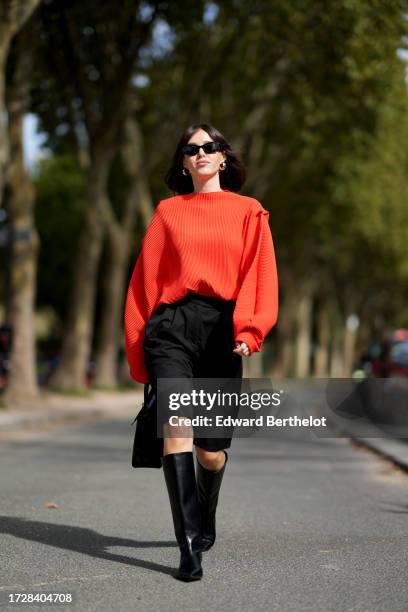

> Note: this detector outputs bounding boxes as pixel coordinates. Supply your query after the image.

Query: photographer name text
[168,415,327,428]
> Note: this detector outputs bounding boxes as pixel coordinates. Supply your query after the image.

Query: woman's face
[182,129,226,180]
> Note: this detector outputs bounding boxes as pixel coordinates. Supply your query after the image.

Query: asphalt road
[0,417,407,612]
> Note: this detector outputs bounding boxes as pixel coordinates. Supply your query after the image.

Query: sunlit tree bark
[3,23,39,404]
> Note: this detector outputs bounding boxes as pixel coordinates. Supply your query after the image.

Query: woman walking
[124,123,278,581]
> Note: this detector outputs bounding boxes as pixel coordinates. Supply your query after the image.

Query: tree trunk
[3,28,39,404]
[343,324,356,377]
[93,225,128,387]
[46,30,139,391]
[0,0,40,200]
[243,352,263,378]
[0,35,11,201]
[93,116,153,387]
[329,301,344,377]
[294,289,313,378]
[269,280,298,378]
[314,296,330,377]
[49,149,114,391]
[343,313,360,377]
[330,334,344,377]
[354,304,372,367]
[138,179,155,230]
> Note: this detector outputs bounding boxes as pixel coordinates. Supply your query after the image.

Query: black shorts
[143,291,243,451]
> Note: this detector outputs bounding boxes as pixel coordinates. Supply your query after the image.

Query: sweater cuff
[235,332,261,355]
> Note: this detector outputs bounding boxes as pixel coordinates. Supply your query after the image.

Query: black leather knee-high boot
[196,450,228,552]
[162,451,203,581]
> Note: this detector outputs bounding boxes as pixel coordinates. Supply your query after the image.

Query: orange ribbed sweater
[124,189,278,383]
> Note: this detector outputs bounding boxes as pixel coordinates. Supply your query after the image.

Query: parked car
[0,324,12,391]
[361,329,408,378]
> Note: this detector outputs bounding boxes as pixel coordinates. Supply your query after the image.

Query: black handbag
[131,383,163,468]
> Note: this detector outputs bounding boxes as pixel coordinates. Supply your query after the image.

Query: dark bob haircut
[164,123,246,195]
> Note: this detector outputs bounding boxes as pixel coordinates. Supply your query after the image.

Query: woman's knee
[195,447,225,471]
[163,434,193,455]
[162,420,194,455]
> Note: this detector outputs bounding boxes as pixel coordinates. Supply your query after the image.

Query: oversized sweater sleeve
[124,203,166,383]
[233,205,279,354]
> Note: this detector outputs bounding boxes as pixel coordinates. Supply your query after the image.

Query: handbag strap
[144,382,151,406]
[131,383,151,426]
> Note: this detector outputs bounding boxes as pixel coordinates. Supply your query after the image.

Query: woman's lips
[197,161,210,166]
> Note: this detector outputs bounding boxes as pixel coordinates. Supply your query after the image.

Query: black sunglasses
[181,141,225,156]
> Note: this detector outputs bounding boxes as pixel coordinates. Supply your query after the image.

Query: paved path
[0,417,407,612]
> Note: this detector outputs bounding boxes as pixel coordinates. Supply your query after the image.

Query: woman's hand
[233,341,251,357]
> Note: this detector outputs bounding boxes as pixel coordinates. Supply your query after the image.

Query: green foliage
[342,72,408,276]
[34,154,85,323]
[137,1,408,285]
[28,0,408,336]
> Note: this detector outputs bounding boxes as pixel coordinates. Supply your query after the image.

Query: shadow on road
[0,516,177,578]
[376,501,408,514]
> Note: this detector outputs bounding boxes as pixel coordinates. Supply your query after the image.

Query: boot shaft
[196,450,228,550]
[162,451,203,580]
